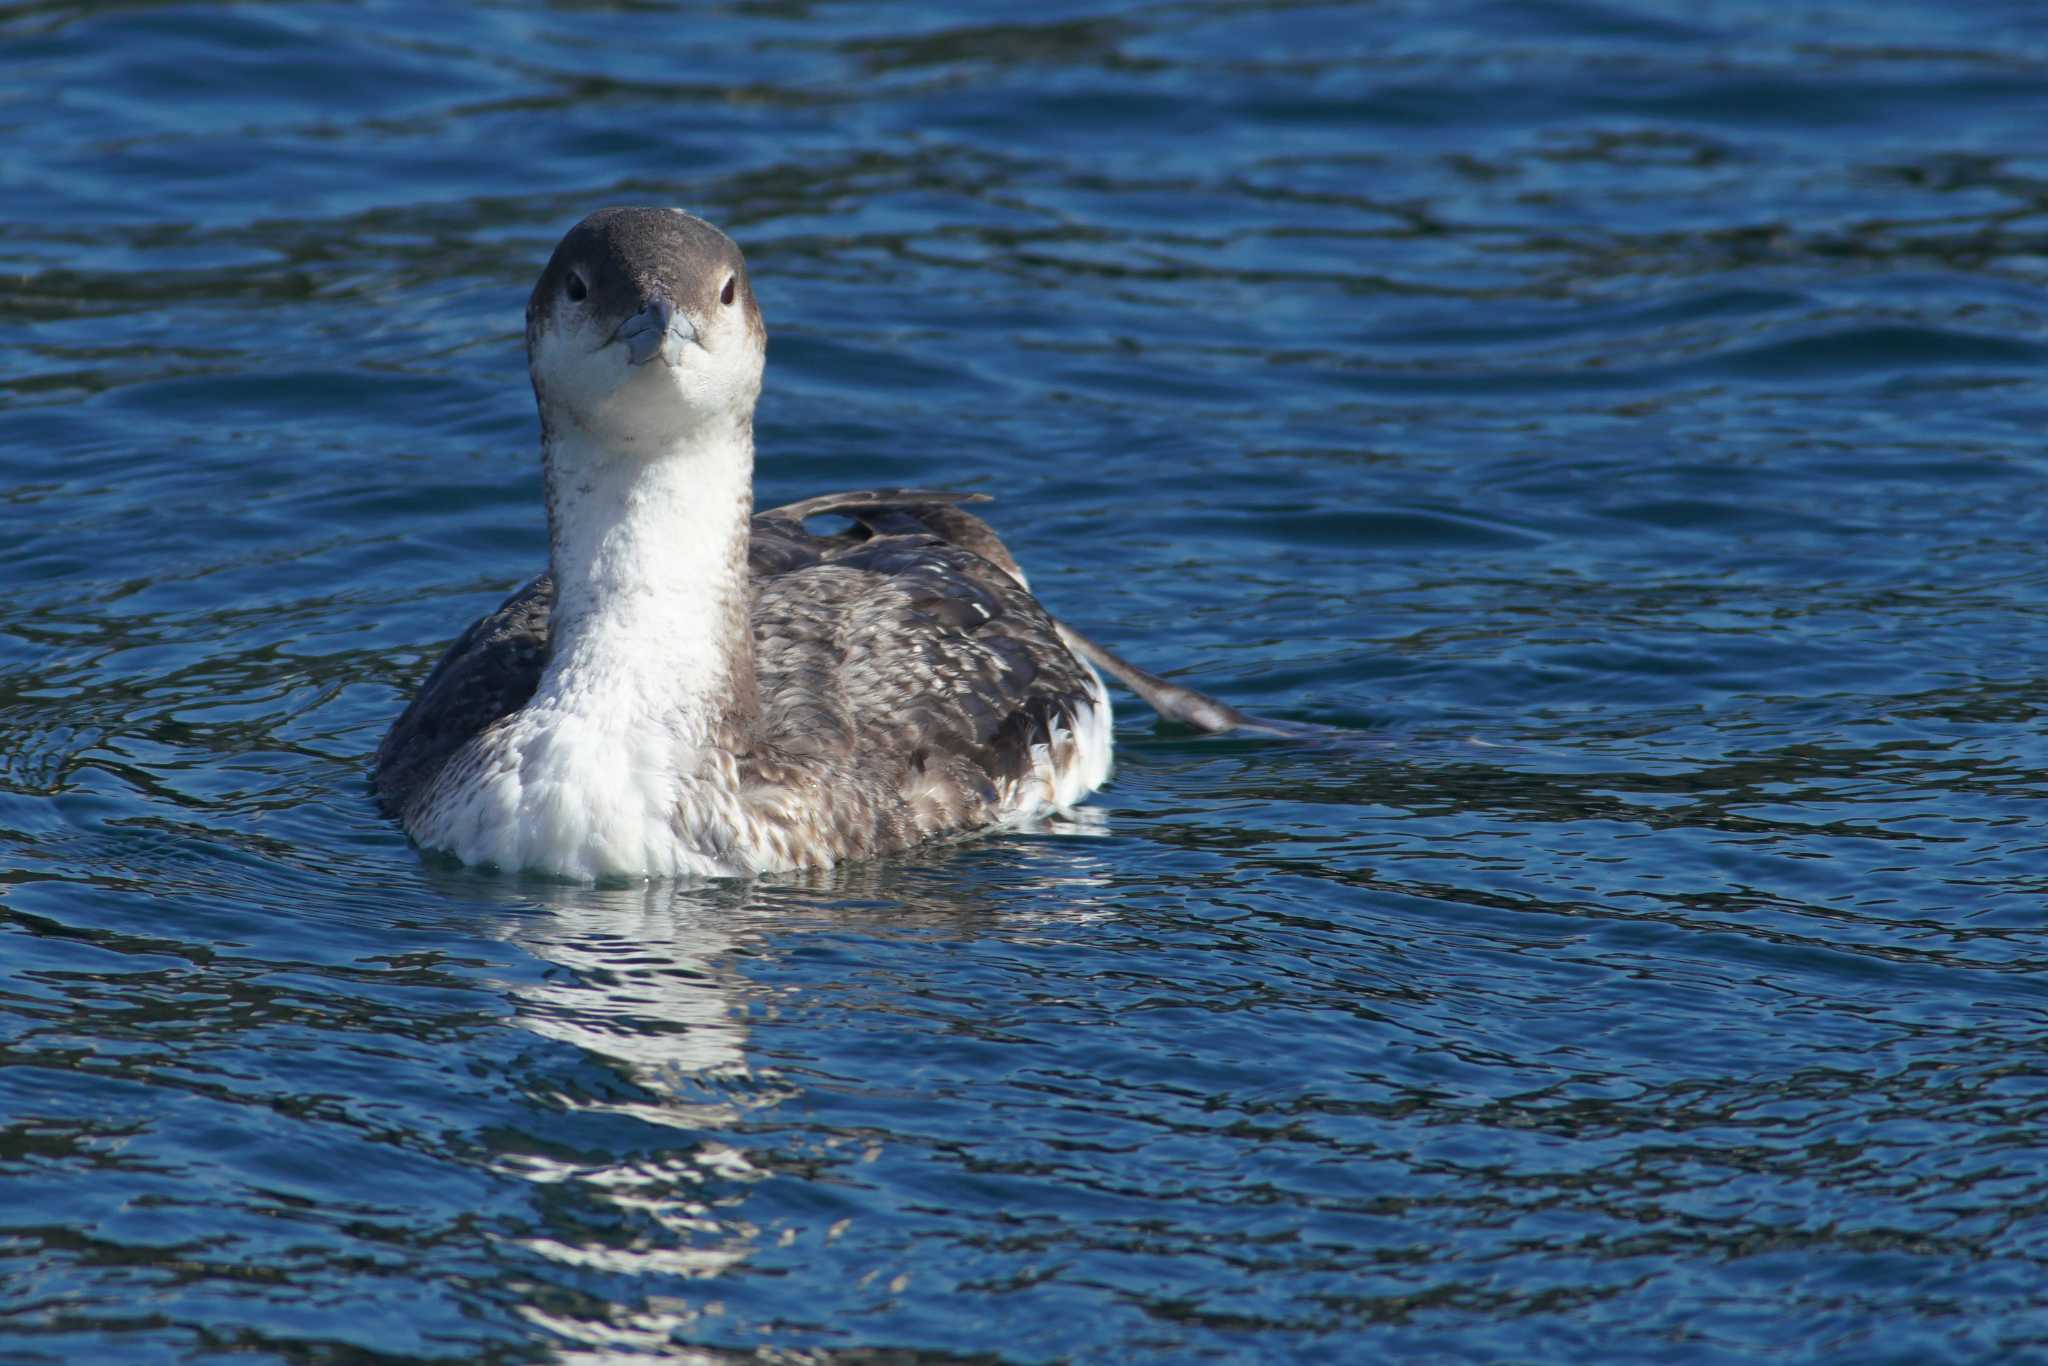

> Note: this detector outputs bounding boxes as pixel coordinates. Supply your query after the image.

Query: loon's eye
[565,272,588,303]
[720,275,736,306]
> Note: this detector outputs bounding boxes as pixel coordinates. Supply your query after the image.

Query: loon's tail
[1056,623,1305,738]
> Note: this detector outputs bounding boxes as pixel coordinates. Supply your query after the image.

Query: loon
[374,206,1264,881]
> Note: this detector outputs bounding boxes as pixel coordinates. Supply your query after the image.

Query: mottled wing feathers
[756,487,991,525]
[373,576,553,818]
[742,503,1102,856]
[757,488,1029,586]
[770,492,1284,737]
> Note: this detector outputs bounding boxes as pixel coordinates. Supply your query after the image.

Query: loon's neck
[437,410,762,880]
[537,411,759,747]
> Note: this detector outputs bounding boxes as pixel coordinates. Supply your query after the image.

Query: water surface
[3,1,2047,1360]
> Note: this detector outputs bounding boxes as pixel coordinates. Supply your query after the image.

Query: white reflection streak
[482,837,1120,1359]
[493,881,773,1359]
[513,883,755,1114]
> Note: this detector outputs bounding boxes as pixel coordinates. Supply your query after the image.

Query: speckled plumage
[372,489,1110,874]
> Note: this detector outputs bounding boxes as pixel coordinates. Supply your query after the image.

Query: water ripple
[1,0,2046,1360]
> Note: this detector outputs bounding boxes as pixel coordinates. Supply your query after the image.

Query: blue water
[5,1,2048,1360]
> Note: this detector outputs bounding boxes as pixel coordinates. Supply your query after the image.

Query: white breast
[414,709,749,881]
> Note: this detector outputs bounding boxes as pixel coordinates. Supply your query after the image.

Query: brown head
[525,207,768,449]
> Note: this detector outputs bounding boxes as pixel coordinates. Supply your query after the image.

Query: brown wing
[740,498,1105,859]
[372,576,553,820]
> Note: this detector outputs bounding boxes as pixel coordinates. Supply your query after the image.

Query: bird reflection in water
[419,826,1117,1353]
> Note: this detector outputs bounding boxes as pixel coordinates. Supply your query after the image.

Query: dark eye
[720,275,736,306]
[565,272,587,303]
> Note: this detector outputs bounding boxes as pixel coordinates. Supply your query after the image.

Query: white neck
[427,410,760,881]
[539,411,757,736]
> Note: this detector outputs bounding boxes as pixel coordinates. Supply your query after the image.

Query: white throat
[420,407,760,880]
[542,412,755,725]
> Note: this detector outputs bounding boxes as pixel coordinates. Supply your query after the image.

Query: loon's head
[526,206,766,451]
